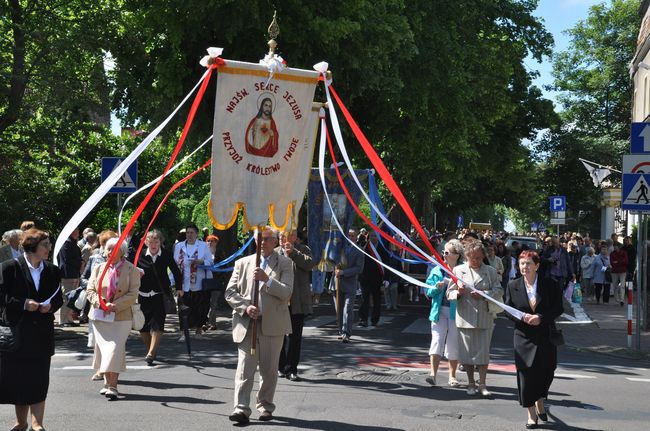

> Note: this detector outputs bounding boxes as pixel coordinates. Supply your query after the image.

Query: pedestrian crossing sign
[622,173,650,210]
[101,157,138,193]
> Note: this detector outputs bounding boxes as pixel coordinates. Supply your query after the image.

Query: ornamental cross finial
[267,11,279,54]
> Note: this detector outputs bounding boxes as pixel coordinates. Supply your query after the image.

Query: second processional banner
[209,60,320,230]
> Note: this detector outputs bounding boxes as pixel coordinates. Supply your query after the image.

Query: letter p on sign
[550,196,566,212]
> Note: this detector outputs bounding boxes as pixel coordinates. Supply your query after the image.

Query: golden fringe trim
[207,200,298,232]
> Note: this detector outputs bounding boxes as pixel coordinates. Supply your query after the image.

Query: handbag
[131,303,145,331]
[0,324,19,352]
[604,268,612,283]
[549,323,565,346]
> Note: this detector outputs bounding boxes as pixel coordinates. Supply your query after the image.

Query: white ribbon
[53,69,211,264]
[200,47,224,68]
[259,53,286,87]
[117,135,213,234]
[316,67,522,319]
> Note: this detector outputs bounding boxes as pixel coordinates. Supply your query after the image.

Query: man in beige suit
[226,227,294,424]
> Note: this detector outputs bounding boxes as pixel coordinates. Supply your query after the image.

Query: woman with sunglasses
[424,239,463,387]
[1,229,63,431]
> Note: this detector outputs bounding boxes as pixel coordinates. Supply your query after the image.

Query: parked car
[505,236,543,252]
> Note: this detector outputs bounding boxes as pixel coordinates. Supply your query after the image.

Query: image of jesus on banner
[245,95,279,158]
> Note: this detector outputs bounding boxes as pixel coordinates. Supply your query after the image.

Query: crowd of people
[0,219,640,428]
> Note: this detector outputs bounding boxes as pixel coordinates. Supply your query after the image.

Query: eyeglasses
[443,251,456,256]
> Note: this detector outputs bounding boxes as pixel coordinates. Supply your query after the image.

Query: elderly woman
[505,251,563,429]
[86,237,140,400]
[591,244,611,304]
[136,230,182,365]
[424,239,462,387]
[579,247,596,300]
[447,240,503,397]
[0,229,62,431]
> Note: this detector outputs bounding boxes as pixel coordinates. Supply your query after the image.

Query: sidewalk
[560,294,650,360]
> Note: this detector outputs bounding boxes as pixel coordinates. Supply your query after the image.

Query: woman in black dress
[504,250,563,429]
[0,228,63,431]
[136,230,182,365]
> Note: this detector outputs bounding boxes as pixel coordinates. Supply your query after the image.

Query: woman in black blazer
[136,230,182,365]
[504,250,563,429]
[0,228,63,431]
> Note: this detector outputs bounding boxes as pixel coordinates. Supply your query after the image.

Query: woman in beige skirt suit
[86,237,140,400]
[447,240,503,398]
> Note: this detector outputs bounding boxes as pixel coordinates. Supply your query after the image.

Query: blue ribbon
[199,235,255,272]
[368,172,430,266]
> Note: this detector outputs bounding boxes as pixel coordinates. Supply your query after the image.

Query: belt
[138,291,160,297]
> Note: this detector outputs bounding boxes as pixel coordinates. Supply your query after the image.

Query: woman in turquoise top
[424,239,462,387]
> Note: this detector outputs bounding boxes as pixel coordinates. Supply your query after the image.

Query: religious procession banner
[209,59,321,230]
[308,167,368,293]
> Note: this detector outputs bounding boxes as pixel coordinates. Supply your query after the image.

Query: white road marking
[56,365,155,370]
[554,373,596,379]
[626,377,650,382]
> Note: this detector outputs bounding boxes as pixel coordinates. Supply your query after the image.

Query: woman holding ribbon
[0,229,62,431]
[447,240,503,398]
[505,250,563,429]
[86,237,140,400]
[424,239,462,387]
[136,230,182,365]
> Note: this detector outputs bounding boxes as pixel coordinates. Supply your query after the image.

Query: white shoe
[466,384,477,396]
[99,385,109,395]
[105,386,119,400]
[177,335,185,343]
[448,377,460,387]
[478,384,492,398]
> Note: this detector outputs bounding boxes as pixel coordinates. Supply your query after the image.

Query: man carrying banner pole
[225,227,293,424]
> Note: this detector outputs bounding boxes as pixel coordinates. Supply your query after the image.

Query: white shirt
[173,240,213,292]
[24,253,44,292]
[525,275,538,303]
[145,248,162,263]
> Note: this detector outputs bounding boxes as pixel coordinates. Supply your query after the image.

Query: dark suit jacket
[57,237,82,279]
[137,248,183,293]
[0,256,63,357]
[504,276,563,369]
[360,241,387,288]
[338,246,364,294]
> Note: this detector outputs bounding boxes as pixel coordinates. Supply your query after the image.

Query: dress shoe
[259,411,273,421]
[341,335,350,343]
[288,373,301,382]
[425,375,436,386]
[105,387,119,400]
[29,428,46,431]
[358,321,368,327]
[228,411,249,424]
[278,370,287,378]
[99,384,109,395]
[536,406,548,422]
[525,423,538,429]
[145,354,155,366]
[10,425,28,431]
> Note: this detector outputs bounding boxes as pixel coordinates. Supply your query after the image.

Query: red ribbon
[325,127,428,262]
[133,158,213,265]
[96,65,218,311]
[328,85,449,272]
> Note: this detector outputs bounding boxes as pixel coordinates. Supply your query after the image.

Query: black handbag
[549,323,565,346]
[0,324,19,352]
[604,268,612,283]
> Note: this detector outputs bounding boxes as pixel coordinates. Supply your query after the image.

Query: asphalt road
[2,301,649,431]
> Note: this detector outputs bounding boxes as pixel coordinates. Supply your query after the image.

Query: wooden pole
[250,229,263,355]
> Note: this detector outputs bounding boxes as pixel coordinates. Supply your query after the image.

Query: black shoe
[536,407,548,422]
[145,355,154,366]
[10,426,28,431]
[278,370,286,378]
[525,423,538,429]
[358,321,368,327]
[371,321,378,327]
[228,412,249,424]
[288,373,301,382]
[61,322,79,327]
[620,301,624,306]
[259,411,273,421]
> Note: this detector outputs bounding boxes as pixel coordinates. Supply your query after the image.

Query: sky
[527,0,604,105]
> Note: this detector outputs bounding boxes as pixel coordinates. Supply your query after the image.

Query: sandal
[448,377,460,387]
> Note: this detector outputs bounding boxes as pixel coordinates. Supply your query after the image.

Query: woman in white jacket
[580,247,595,300]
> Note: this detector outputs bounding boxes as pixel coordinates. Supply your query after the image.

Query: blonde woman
[86,238,140,400]
[447,240,503,398]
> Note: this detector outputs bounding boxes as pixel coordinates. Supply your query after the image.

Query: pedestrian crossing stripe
[622,173,650,210]
[110,159,136,189]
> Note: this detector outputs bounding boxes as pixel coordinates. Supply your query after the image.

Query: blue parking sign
[549,196,566,212]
